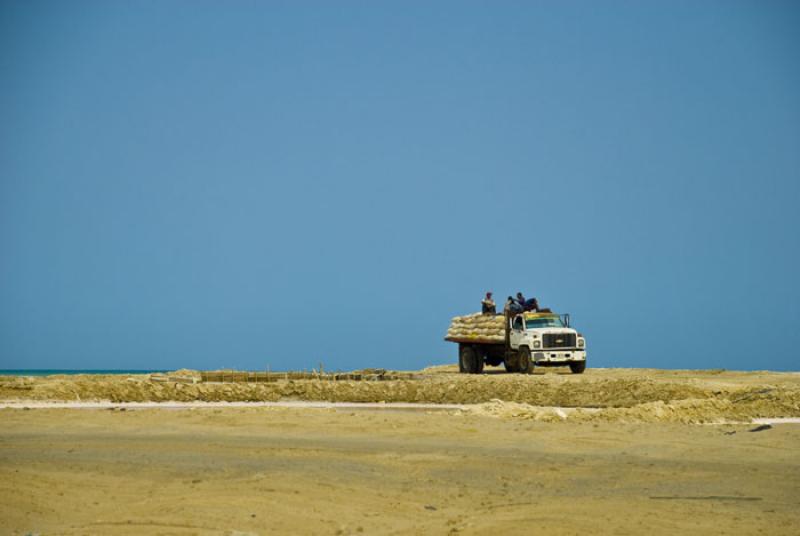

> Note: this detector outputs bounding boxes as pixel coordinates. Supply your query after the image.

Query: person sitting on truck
[516,292,540,312]
[481,292,496,314]
[526,297,552,313]
[505,296,523,315]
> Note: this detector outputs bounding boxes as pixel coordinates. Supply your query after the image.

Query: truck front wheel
[503,359,518,373]
[518,347,534,374]
[569,361,586,374]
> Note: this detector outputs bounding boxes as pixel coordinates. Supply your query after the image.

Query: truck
[444,311,587,374]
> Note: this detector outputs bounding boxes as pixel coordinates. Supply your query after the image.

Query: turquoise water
[0,370,170,376]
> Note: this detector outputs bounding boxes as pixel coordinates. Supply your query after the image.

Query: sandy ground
[1,407,798,535]
[1,368,798,534]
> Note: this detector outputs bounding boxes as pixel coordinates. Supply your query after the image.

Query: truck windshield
[525,317,565,329]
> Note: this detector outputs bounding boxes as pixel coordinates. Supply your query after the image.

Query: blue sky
[1,1,798,371]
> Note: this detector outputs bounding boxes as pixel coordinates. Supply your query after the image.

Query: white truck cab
[509,312,586,373]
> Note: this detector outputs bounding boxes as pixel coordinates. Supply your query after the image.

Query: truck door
[509,315,525,349]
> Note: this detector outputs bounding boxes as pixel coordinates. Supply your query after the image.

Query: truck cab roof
[522,312,559,320]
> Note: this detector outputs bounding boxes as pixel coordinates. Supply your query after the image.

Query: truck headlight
[533,340,541,349]
[578,338,585,348]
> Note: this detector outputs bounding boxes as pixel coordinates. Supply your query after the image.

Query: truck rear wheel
[518,347,534,374]
[569,361,586,374]
[459,345,482,374]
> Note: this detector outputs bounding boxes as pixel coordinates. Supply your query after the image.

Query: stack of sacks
[446,313,505,343]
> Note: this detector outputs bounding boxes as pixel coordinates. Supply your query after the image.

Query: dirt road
[1,407,798,535]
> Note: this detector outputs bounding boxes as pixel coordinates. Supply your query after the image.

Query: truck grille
[543,333,576,348]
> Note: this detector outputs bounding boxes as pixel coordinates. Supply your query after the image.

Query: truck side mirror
[561,314,571,327]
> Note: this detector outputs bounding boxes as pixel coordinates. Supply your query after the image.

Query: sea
[0,370,170,376]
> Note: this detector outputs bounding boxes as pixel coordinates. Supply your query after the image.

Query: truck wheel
[459,345,479,374]
[518,347,534,374]
[503,358,518,373]
[569,361,586,374]
[474,353,484,374]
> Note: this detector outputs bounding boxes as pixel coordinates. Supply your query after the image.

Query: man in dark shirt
[505,296,523,315]
[516,292,540,312]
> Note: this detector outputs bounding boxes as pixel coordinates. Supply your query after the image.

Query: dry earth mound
[1,368,798,422]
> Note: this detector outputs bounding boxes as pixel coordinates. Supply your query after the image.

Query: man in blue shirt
[516,292,540,312]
